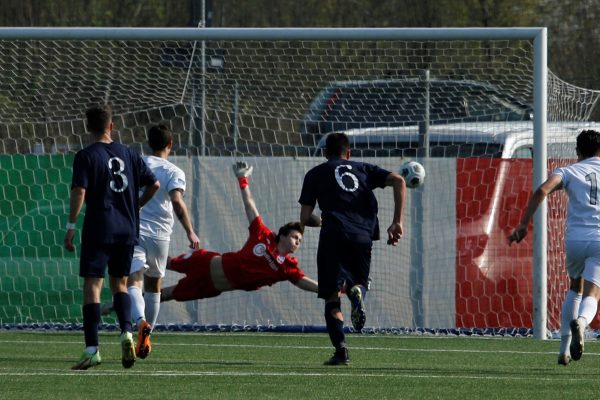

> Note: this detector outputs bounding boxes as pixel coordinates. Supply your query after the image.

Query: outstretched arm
[170,189,200,249]
[233,161,259,224]
[240,185,260,224]
[293,276,318,293]
[385,172,406,246]
[508,174,563,245]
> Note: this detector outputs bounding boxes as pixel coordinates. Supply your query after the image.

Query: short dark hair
[325,132,350,158]
[275,221,304,243]
[576,130,600,159]
[86,104,112,135]
[147,124,173,151]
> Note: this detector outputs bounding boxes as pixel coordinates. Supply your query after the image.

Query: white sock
[578,296,598,327]
[84,346,98,354]
[559,290,581,355]
[128,285,145,326]
[144,291,161,331]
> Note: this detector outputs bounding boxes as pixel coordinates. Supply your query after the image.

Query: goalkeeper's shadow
[157,359,254,367]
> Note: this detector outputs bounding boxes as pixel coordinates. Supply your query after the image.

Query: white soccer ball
[399,160,426,189]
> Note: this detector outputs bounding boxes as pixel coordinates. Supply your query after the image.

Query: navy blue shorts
[316,233,372,299]
[79,241,134,278]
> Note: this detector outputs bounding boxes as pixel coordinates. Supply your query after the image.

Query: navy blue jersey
[299,158,390,241]
[72,141,157,245]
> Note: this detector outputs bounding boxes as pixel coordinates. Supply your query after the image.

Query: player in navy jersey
[299,132,406,365]
[64,104,160,370]
[509,129,600,365]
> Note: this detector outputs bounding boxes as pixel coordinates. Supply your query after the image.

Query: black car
[298,78,532,147]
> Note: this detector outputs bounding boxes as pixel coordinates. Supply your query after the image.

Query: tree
[0,0,598,90]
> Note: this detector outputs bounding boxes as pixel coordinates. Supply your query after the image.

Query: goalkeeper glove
[232,161,253,178]
[233,161,253,189]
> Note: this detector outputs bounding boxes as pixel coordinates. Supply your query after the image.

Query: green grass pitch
[0,330,598,399]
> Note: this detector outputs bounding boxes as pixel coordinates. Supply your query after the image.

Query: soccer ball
[399,160,426,189]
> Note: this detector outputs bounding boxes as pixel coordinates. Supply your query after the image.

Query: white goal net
[1,28,599,336]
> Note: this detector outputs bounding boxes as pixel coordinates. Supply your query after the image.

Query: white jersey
[553,157,600,242]
[139,155,186,240]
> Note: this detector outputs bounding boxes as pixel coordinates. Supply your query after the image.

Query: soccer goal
[1,27,598,338]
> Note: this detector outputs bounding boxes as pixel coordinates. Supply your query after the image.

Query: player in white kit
[508,129,600,365]
[122,125,200,359]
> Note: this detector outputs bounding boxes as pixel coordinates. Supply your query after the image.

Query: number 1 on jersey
[586,172,597,205]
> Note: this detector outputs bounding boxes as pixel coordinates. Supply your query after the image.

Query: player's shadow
[157,359,253,367]
[0,356,252,368]
[0,356,70,363]
[350,364,600,377]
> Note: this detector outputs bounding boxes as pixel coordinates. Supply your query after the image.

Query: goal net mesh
[1,35,599,334]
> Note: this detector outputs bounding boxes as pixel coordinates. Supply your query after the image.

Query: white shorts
[566,240,600,286]
[130,235,170,278]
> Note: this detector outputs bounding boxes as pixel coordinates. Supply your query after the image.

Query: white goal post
[0,27,561,338]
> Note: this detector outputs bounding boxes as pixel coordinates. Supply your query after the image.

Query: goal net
[1,28,599,335]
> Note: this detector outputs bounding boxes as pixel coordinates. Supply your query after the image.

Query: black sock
[113,292,132,334]
[82,303,100,347]
[324,301,346,351]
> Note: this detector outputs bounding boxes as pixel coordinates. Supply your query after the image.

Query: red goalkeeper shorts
[170,249,222,301]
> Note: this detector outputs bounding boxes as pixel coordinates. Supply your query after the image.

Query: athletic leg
[161,285,176,302]
[107,244,136,368]
[144,279,161,328]
[169,251,223,301]
[323,298,349,366]
[127,270,146,326]
[112,284,133,334]
[142,238,169,330]
[128,243,149,326]
[345,239,372,332]
[558,287,581,365]
[72,276,103,370]
[564,241,586,362]
[571,250,600,361]
[82,277,104,349]
[72,242,107,370]
[169,248,217,273]
[317,234,349,365]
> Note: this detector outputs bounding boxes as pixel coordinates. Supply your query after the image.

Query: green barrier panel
[0,155,114,324]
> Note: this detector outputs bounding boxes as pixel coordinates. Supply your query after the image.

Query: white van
[313,121,600,159]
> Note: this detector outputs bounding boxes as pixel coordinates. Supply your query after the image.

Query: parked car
[299,78,532,147]
[312,122,592,158]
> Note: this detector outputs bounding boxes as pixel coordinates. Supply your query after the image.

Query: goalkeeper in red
[161,162,318,302]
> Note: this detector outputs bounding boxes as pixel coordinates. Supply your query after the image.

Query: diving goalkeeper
[160,162,318,302]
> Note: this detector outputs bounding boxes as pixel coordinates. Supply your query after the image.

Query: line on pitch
[0,369,594,382]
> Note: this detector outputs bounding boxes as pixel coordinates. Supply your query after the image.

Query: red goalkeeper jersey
[221,216,305,290]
